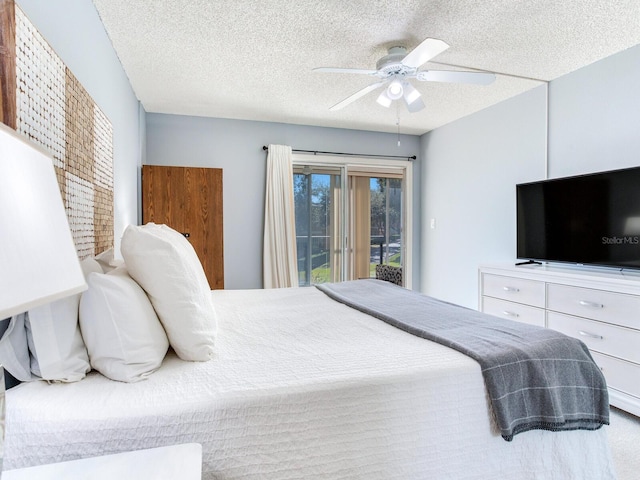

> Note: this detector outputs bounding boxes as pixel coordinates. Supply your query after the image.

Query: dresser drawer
[547,283,640,329]
[591,352,640,400]
[481,274,545,307]
[481,297,545,327]
[547,311,640,364]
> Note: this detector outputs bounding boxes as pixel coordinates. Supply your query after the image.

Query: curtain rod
[262,145,416,161]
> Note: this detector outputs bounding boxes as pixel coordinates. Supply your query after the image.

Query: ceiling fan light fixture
[376,90,392,108]
[386,79,404,100]
[316,36,495,113]
[402,82,421,105]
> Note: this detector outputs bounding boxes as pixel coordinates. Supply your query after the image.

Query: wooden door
[142,165,224,289]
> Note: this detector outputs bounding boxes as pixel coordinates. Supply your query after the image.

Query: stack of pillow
[0,223,217,384]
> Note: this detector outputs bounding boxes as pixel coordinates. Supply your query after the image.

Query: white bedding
[5,287,617,479]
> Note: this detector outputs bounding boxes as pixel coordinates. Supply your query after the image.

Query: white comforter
[5,287,617,479]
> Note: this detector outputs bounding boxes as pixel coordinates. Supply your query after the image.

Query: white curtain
[263,144,298,288]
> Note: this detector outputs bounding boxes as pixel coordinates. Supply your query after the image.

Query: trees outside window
[292,159,410,287]
[294,173,335,285]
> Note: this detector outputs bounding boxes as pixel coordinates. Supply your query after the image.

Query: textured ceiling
[92,0,640,135]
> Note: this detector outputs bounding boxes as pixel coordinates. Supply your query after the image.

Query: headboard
[0,0,114,258]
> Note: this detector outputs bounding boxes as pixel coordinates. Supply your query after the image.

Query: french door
[293,156,412,287]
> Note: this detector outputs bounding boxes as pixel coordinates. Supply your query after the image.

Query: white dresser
[479,263,640,417]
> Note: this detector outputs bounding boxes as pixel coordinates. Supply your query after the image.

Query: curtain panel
[263,144,298,288]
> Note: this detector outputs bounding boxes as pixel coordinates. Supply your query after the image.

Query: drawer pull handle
[579,330,603,340]
[503,286,520,293]
[502,311,519,318]
[578,300,603,309]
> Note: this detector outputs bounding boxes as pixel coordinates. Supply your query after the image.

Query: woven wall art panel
[1,0,114,258]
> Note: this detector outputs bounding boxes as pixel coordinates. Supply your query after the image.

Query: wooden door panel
[182,167,224,289]
[142,165,224,289]
[142,165,186,233]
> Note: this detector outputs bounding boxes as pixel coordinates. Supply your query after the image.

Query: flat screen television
[517,166,640,270]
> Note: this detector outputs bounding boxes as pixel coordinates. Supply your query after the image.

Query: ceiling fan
[314,37,496,113]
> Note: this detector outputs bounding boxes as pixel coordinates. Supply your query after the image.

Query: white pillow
[121,223,216,361]
[0,313,33,381]
[79,267,169,382]
[25,257,100,382]
[94,247,124,272]
[82,257,105,275]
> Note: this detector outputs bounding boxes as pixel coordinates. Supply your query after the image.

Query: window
[293,156,412,288]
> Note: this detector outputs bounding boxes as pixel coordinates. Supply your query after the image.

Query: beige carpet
[608,407,640,480]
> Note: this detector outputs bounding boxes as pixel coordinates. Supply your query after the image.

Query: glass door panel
[371,177,402,269]
[349,175,404,281]
[293,168,342,286]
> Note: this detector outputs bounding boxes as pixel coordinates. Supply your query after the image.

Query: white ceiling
[92,0,640,135]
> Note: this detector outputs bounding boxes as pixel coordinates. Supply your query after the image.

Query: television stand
[515,260,542,266]
[479,263,640,418]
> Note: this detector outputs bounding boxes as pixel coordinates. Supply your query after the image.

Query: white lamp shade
[0,123,87,319]
[402,82,421,105]
[376,90,392,108]
[386,80,404,100]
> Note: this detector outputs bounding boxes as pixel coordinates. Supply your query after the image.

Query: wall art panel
[1,0,114,258]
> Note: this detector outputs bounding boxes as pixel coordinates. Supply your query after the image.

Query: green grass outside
[308,250,401,284]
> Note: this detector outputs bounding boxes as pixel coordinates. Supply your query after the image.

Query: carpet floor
[608,407,640,480]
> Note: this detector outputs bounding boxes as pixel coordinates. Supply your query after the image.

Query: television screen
[517,166,640,269]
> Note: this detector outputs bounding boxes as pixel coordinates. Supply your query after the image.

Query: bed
[6,284,617,479]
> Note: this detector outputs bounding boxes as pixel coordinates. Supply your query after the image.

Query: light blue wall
[17,0,143,255]
[420,43,640,309]
[146,114,421,290]
[420,87,547,308]
[548,44,640,178]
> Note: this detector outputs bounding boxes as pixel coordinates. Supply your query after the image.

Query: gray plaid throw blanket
[317,279,609,441]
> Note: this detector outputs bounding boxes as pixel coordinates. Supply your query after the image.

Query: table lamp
[0,122,87,475]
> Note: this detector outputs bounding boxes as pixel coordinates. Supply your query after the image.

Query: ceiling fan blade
[329,81,387,111]
[401,38,449,69]
[416,70,496,85]
[314,67,378,76]
[406,96,425,113]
